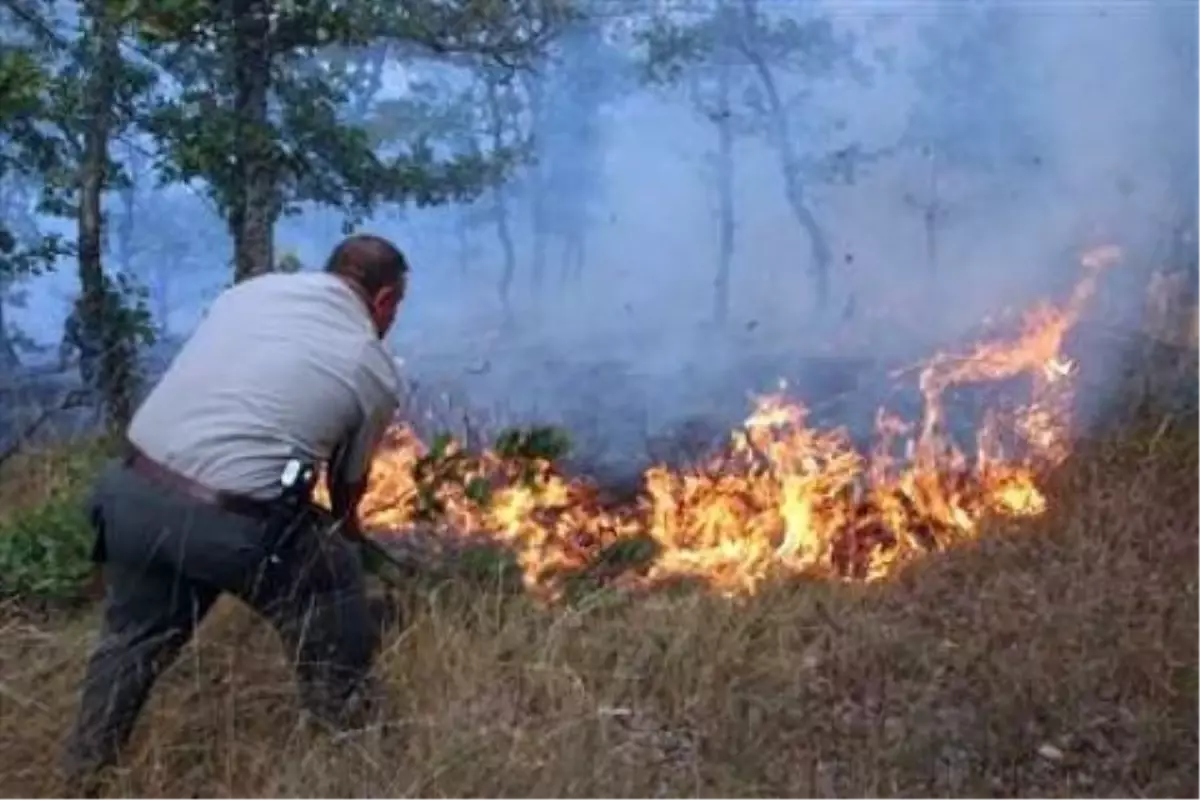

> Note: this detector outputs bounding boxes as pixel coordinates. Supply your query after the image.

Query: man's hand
[327,475,368,531]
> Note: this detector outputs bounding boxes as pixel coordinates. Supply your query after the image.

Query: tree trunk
[780,164,832,308]
[737,0,831,311]
[229,0,276,283]
[495,187,516,315]
[0,291,18,373]
[78,0,134,429]
[713,62,736,325]
[485,80,516,317]
[522,72,548,294]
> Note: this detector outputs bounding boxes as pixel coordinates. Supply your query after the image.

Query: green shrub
[0,439,110,606]
[0,494,95,604]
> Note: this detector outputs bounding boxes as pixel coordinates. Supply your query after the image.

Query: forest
[0,0,1197,796]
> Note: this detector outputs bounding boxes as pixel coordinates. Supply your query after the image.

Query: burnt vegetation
[1,0,1197,796]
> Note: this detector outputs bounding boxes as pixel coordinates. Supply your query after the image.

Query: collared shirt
[127,271,400,500]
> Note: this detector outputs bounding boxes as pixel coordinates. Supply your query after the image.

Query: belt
[123,443,276,521]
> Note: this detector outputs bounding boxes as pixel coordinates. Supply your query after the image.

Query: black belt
[123,443,277,521]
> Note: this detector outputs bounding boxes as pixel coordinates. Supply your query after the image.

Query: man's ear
[372,284,399,314]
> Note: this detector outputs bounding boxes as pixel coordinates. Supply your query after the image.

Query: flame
[356,248,1119,599]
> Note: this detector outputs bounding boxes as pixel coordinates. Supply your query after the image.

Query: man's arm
[327,399,396,529]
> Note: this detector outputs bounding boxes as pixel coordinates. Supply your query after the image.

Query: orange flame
[358,247,1120,599]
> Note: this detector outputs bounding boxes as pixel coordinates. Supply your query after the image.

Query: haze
[5,0,1195,474]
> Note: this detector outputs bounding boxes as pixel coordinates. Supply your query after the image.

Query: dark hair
[323,233,408,297]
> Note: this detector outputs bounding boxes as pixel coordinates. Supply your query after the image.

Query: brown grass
[0,436,110,524]
[0,413,1196,798]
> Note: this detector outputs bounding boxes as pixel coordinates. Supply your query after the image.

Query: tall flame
[358,247,1119,598]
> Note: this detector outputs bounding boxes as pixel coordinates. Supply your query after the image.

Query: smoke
[371,0,1195,474]
[6,0,1194,473]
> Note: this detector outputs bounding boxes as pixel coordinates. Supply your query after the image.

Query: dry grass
[0,413,1195,798]
[0,436,110,524]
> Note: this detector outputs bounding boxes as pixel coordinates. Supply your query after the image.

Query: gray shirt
[128,271,400,500]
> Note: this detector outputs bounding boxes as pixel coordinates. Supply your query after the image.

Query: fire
[357,248,1119,599]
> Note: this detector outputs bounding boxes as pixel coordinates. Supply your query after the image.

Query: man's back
[128,271,399,499]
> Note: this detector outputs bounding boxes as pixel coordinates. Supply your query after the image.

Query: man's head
[324,234,408,338]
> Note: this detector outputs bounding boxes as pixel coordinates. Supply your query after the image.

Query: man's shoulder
[224,270,336,301]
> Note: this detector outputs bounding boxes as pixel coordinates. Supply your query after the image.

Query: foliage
[637,1,866,144]
[137,0,575,279]
[0,439,111,606]
[1,0,160,428]
[62,271,157,421]
[409,425,573,521]
[0,493,95,603]
[494,424,571,461]
[0,12,75,283]
[635,0,881,307]
[365,70,526,209]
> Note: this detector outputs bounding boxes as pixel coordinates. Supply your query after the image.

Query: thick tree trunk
[713,62,736,325]
[230,0,276,283]
[78,0,134,428]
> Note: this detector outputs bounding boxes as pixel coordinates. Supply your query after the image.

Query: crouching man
[61,234,408,790]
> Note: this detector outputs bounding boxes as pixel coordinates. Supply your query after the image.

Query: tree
[657,0,748,323]
[0,1,73,372]
[481,68,522,315]
[111,155,227,336]
[523,12,625,291]
[640,0,876,313]
[1,0,158,427]
[366,55,532,312]
[901,2,1043,278]
[0,171,65,371]
[139,0,572,283]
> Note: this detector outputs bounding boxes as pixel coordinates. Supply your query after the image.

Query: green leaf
[465,476,492,507]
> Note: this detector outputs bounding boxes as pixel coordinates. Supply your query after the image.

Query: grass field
[0,400,1195,797]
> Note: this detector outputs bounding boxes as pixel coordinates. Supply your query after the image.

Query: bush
[0,495,95,603]
[0,439,110,606]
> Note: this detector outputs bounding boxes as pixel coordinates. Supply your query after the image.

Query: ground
[0,401,1195,797]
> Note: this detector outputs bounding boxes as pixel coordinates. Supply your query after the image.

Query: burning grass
[0,245,1195,796]
[355,246,1115,596]
[0,407,1194,797]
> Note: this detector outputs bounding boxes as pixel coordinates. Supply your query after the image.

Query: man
[61,234,407,787]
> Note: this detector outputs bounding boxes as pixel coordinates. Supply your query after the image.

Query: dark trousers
[61,460,381,783]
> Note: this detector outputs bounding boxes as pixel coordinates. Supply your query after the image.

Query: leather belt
[123,443,276,520]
